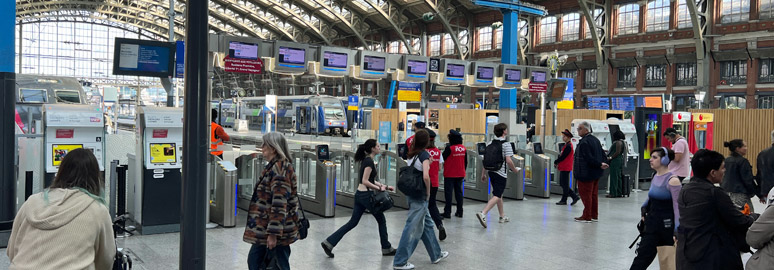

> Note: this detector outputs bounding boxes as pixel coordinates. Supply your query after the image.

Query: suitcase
[621,174,631,197]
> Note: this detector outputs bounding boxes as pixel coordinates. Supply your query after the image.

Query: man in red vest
[211,109,231,158]
[405,121,426,150]
[442,129,466,218]
[555,129,580,205]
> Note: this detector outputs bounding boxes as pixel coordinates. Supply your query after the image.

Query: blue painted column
[0,0,16,246]
[499,10,519,111]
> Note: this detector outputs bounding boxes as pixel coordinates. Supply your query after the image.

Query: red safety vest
[558,143,574,172]
[443,144,466,178]
[428,147,441,187]
[211,122,224,156]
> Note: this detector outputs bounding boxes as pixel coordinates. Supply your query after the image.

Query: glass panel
[539,16,557,44]
[55,90,81,103]
[523,154,533,185]
[562,13,580,41]
[618,4,640,35]
[20,89,47,103]
[465,153,477,189]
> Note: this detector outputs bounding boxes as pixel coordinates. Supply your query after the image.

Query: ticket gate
[42,104,106,187]
[210,160,237,227]
[544,149,565,195]
[333,150,358,209]
[376,151,410,209]
[517,149,551,198]
[503,154,526,200]
[294,149,337,217]
[237,153,265,211]
[463,150,491,202]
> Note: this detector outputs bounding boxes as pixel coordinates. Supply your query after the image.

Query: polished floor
[2,190,762,270]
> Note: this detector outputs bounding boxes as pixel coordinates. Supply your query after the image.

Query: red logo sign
[224,56,263,74]
[699,115,704,121]
[56,129,74,139]
[152,129,168,138]
[90,117,101,123]
[528,82,548,93]
[677,114,683,120]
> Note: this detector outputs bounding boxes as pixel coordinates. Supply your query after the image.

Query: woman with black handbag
[321,139,397,258]
[244,132,300,270]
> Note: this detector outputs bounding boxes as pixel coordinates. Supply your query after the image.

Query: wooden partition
[371,109,399,131]
[437,109,498,135]
[535,109,626,135]
[689,109,774,172]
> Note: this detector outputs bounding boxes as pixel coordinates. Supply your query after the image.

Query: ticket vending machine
[43,104,106,187]
[634,107,663,186]
[661,112,691,148]
[569,119,611,150]
[691,113,714,152]
[129,107,183,235]
[605,118,639,191]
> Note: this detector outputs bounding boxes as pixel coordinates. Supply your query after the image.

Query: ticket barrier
[502,154,526,200]
[463,150,491,202]
[517,149,551,198]
[42,104,106,187]
[210,160,238,227]
[293,149,337,217]
[238,153,265,211]
[375,151,410,209]
[333,150,358,209]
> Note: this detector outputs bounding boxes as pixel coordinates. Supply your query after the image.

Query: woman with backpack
[321,139,397,258]
[393,129,449,270]
[425,130,446,241]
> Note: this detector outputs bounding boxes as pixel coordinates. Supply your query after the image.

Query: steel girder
[359,0,416,54]
[518,18,531,65]
[308,0,370,46]
[17,13,167,40]
[257,0,335,44]
[206,0,293,40]
[424,0,466,59]
[579,0,609,93]
[686,0,711,93]
[207,4,267,38]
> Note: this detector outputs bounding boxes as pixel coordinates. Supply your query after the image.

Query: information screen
[636,96,663,108]
[429,58,441,72]
[587,96,611,110]
[52,144,84,167]
[611,96,636,111]
[446,64,465,78]
[228,41,259,60]
[278,46,306,64]
[407,60,428,75]
[531,71,547,83]
[504,69,521,82]
[363,56,386,71]
[323,51,348,68]
[149,143,177,164]
[114,38,174,77]
[477,66,494,80]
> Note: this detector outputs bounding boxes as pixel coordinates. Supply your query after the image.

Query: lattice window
[675,62,698,86]
[763,0,774,19]
[478,26,492,51]
[584,69,598,88]
[562,13,581,41]
[720,0,750,23]
[647,0,670,32]
[677,0,693,28]
[430,34,441,56]
[617,66,637,87]
[539,16,557,44]
[645,65,667,86]
[618,4,640,35]
[719,60,747,84]
[443,33,455,55]
[759,58,774,83]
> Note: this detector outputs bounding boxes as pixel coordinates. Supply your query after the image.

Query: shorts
[489,171,507,198]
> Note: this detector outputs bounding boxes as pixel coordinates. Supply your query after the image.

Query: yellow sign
[150,143,177,164]
[557,100,574,109]
[52,144,84,166]
[693,113,713,122]
[348,105,358,111]
[397,90,421,102]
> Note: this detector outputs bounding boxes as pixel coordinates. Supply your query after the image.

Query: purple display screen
[278,46,305,64]
[323,51,348,68]
[407,60,427,75]
[505,69,521,82]
[531,71,547,83]
[363,55,385,71]
[229,41,259,60]
[477,66,494,80]
[446,64,465,78]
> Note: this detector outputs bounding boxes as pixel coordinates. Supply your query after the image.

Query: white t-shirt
[668,137,691,177]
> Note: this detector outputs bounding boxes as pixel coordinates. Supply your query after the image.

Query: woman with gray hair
[244,132,300,270]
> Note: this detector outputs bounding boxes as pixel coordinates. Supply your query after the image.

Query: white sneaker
[432,251,450,264]
[475,212,487,228]
[394,262,415,269]
[499,216,510,223]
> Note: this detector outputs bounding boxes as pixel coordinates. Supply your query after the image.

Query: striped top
[243,159,300,246]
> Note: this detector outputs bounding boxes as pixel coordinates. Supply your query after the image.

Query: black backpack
[398,156,426,198]
[482,140,505,171]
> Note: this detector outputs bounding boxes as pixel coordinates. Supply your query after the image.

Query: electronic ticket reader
[504,142,526,200]
[605,118,639,191]
[210,160,237,228]
[42,104,106,187]
[128,107,183,235]
[569,119,611,149]
[517,143,551,198]
[296,145,337,217]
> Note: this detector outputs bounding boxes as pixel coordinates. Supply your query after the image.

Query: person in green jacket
[607,130,627,198]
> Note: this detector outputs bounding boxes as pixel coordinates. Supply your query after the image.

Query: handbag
[398,157,426,198]
[257,249,282,270]
[656,244,677,270]
[370,190,394,213]
[257,160,310,241]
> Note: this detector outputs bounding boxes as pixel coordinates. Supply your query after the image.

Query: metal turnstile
[237,153,263,211]
[294,150,337,217]
[376,151,409,210]
[210,160,237,227]
[333,150,358,209]
[544,149,563,195]
[463,150,491,202]
[503,155,525,200]
[517,149,551,198]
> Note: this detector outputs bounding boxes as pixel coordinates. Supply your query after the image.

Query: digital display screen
[611,96,635,111]
[407,60,428,75]
[323,51,348,68]
[505,69,521,82]
[587,96,611,110]
[531,71,547,83]
[150,143,177,164]
[477,66,494,80]
[52,144,84,167]
[115,39,173,77]
[429,59,441,72]
[363,56,386,71]
[278,46,306,64]
[446,64,465,78]
[228,41,259,60]
[636,96,663,108]
[548,80,568,99]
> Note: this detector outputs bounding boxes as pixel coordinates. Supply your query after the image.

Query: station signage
[224,56,263,74]
[348,95,359,111]
[528,82,547,93]
[693,113,713,122]
[397,81,422,102]
[673,112,691,122]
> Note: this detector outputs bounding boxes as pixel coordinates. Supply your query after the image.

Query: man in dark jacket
[573,121,609,223]
[676,149,759,270]
[756,130,774,203]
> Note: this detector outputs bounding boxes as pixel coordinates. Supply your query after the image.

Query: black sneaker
[441,213,452,219]
[454,212,463,218]
[382,247,397,256]
[438,226,447,241]
[556,201,567,205]
[571,198,580,206]
[321,242,334,258]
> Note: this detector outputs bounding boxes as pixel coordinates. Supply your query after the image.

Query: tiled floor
[2,190,761,270]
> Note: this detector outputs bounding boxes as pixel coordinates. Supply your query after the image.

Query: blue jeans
[325,190,391,249]
[393,196,442,267]
[247,244,291,270]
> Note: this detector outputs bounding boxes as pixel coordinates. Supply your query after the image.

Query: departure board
[611,96,635,111]
[587,96,610,110]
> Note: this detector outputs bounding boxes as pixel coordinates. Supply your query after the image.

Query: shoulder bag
[398,156,425,198]
[366,158,394,213]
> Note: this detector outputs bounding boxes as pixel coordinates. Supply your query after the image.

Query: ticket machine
[128,107,183,235]
[634,107,663,185]
[691,113,714,152]
[570,119,611,150]
[517,143,551,198]
[605,118,639,191]
[42,104,106,187]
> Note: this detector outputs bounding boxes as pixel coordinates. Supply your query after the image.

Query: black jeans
[248,244,291,270]
[630,199,675,270]
[428,187,443,228]
[325,190,391,249]
[559,171,579,202]
[443,177,464,215]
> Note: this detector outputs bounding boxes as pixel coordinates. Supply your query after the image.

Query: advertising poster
[150,143,177,164]
[52,144,84,166]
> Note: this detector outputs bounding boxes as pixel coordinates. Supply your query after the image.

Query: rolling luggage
[621,174,631,197]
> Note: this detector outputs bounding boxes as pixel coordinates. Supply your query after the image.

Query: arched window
[539,16,557,44]
[478,26,492,51]
[618,4,640,35]
[584,8,604,39]
[429,35,441,56]
[677,0,693,28]
[720,0,750,23]
[443,33,455,55]
[647,0,670,32]
[761,0,774,19]
[562,13,581,41]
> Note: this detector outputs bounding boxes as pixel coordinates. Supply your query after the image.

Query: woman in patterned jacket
[244,132,300,270]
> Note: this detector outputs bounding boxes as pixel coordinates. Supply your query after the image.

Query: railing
[644,79,666,87]
[720,76,747,85]
[584,82,597,89]
[617,80,636,88]
[675,78,697,86]
[759,74,774,83]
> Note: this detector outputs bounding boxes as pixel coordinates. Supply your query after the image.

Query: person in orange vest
[211,108,230,158]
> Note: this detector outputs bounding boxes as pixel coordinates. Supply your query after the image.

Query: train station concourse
[2,0,774,269]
